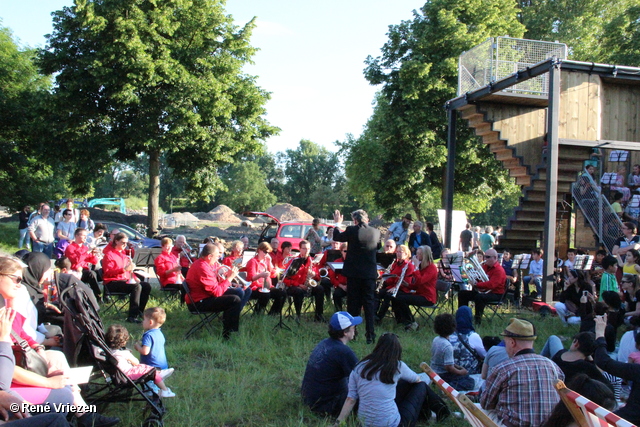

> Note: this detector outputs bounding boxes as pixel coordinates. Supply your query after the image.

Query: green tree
[518,0,634,62]
[346,0,525,221]
[279,140,342,213]
[600,5,640,66]
[219,161,276,213]
[38,0,277,235]
[0,25,64,210]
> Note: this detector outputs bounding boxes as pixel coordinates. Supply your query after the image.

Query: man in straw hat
[480,318,564,427]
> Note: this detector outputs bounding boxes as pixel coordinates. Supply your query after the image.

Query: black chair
[182,281,219,339]
[152,265,181,305]
[410,280,451,326]
[485,292,507,321]
[101,283,131,314]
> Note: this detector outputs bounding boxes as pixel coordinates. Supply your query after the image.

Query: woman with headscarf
[20,252,51,323]
[448,306,486,375]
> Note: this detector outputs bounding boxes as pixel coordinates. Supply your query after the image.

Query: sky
[0,0,423,154]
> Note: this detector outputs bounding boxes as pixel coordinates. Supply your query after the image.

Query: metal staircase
[571,172,623,254]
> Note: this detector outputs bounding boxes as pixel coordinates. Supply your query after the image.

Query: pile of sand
[193,205,244,223]
[266,203,313,222]
[165,212,199,223]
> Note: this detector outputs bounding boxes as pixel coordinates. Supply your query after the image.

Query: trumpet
[232,273,251,289]
[181,243,194,265]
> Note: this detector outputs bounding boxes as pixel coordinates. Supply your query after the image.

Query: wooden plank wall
[478,103,546,170]
[558,72,601,141]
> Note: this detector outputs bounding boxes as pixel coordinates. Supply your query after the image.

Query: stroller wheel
[141,416,163,427]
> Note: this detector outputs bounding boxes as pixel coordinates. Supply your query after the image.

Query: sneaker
[78,412,120,427]
[404,322,419,331]
[159,368,174,380]
[159,388,176,398]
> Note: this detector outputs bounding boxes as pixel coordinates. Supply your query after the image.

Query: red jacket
[64,241,98,271]
[171,246,192,269]
[283,257,318,288]
[383,259,415,290]
[409,263,437,304]
[103,249,130,283]
[155,251,181,287]
[246,256,274,291]
[185,258,230,302]
[328,257,347,288]
[476,262,507,294]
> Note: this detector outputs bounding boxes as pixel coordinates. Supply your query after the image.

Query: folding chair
[182,281,220,339]
[101,284,130,315]
[554,380,637,427]
[420,362,500,427]
[410,280,451,326]
[151,265,181,305]
[485,292,507,321]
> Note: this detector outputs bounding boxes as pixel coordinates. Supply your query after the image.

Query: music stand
[376,253,396,269]
[601,173,618,185]
[325,249,342,263]
[511,254,531,270]
[573,255,593,271]
[608,150,629,162]
[629,195,640,208]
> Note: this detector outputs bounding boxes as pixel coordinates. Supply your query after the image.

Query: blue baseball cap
[330,312,362,331]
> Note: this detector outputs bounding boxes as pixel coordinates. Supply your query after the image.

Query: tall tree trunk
[411,200,423,222]
[148,150,160,237]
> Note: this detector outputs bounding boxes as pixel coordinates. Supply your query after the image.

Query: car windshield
[280,225,302,238]
[109,224,142,240]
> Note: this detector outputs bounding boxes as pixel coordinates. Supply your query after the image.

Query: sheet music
[601,172,618,185]
[512,254,531,270]
[608,150,629,162]
[327,262,344,271]
[573,255,594,271]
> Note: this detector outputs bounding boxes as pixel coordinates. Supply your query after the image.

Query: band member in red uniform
[283,240,325,322]
[171,235,193,277]
[392,245,437,331]
[223,240,244,268]
[457,248,506,324]
[155,237,183,290]
[185,243,242,339]
[102,232,151,323]
[64,227,102,300]
[375,245,415,322]
[246,242,286,314]
[330,243,349,311]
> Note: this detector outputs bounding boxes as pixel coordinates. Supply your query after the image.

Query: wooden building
[444,58,640,301]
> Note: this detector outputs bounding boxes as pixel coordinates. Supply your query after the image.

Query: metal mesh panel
[572,172,622,255]
[458,37,567,96]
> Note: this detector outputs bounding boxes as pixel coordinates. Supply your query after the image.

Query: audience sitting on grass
[580,291,625,353]
[480,336,506,381]
[555,270,594,325]
[540,332,613,391]
[430,313,474,390]
[541,374,616,427]
[448,306,485,375]
[621,273,640,325]
[617,317,640,363]
[480,318,564,427]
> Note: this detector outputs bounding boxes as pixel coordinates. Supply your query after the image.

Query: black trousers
[458,290,502,318]
[194,292,241,338]
[251,288,286,314]
[81,269,101,301]
[333,286,347,311]
[395,380,450,426]
[392,293,434,325]
[346,277,376,340]
[320,277,332,301]
[376,287,395,320]
[104,280,151,318]
[287,285,324,317]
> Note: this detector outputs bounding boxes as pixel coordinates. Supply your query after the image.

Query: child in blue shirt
[135,307,172,376]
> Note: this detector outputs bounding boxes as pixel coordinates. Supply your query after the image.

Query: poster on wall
[436,209,468,251]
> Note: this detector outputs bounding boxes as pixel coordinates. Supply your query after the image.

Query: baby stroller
[60,282,166,427]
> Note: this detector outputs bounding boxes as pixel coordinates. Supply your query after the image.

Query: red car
[248,212,332,251]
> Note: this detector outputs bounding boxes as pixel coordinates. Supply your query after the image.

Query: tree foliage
[38,0,277,234]
[219,161,276,213]
[518,0,634,62]
[343,0,525,221]
[279,140,344,216]
[0,25,64,210]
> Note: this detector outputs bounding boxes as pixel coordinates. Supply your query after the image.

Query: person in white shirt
[523,248,543,297]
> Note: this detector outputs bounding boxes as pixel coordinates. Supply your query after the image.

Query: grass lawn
[0,222,573,426]
[96,292,572,427]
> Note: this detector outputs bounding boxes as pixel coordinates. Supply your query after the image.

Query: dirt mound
[88,208,148,226]
[266,203,313,222]
[193,205,243,223]
[196,226,231,240]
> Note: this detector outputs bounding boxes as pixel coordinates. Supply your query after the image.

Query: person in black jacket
[594,315,640,425]
[332,209,381,344]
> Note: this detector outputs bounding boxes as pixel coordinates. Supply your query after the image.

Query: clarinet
[391,262,410,298]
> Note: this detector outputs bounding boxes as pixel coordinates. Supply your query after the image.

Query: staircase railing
[571,171,623,255]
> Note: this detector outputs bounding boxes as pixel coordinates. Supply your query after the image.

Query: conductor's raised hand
[333,210,343,225]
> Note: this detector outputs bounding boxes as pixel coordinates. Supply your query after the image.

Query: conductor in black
[332,209,381,344]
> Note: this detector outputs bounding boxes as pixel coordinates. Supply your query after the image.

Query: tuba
[462,255,489,286]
